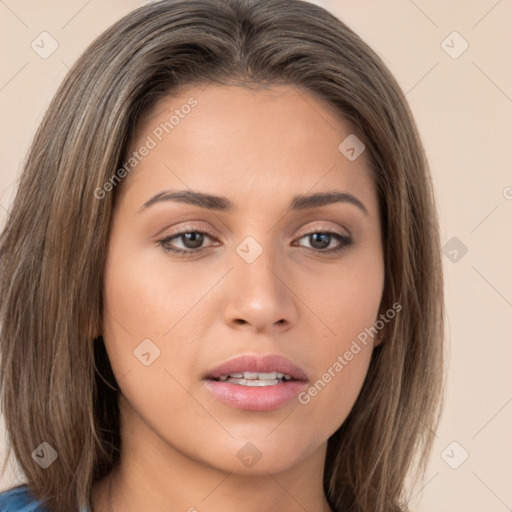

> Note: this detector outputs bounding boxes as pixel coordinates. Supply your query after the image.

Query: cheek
[102,220,222,338]
[297,342,373,430]
[100,249,215,443]
[100,236,211,389]
[302,252,384,355]
[296,255,383,432]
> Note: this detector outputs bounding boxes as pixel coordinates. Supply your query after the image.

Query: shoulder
[0,484,50,511]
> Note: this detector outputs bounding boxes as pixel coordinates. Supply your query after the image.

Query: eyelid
[297,223,351,238]
[161,223,217,238]
[158,221,350,243]
[157,221,353,257]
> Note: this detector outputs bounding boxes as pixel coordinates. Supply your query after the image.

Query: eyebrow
[138,189,369,215]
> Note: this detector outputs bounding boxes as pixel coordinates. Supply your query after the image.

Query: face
[101,84,384,476]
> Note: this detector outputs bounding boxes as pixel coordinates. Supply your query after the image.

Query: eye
[157,226,353,257]
[294,227,353,253]
[157,228,218,257]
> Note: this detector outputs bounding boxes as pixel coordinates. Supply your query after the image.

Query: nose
[222,242,299,335]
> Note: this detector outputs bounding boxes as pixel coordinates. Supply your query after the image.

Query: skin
[91,84,385,512]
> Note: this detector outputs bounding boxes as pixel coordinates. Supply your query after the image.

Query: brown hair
[0,1,444,511]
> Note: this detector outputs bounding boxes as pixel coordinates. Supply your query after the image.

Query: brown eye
[178,232,205,249]
[158,229,217,256]
[295,230,353,253]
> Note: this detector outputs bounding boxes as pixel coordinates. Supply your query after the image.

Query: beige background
[1,1,511,510]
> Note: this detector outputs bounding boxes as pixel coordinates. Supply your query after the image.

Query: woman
[0,0,444,511]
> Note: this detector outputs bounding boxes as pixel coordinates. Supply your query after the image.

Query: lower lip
[203,379,308,411]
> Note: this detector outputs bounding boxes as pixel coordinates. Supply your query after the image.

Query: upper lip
[205,354,309,381]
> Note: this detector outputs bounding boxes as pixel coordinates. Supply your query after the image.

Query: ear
[374,331,385,347]
[373,307,389,347]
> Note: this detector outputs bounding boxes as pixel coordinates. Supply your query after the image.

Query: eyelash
[157,225,353,257]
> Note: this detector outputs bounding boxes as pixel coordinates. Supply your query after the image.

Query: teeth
[226,378,280,386]
[217,371,293,383]
[244,371,277,380]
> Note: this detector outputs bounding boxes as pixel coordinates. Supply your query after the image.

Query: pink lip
[203,354,309,412]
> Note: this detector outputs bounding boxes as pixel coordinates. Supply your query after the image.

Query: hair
[0,0,445,511]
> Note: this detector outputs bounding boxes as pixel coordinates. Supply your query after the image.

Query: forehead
[120,84,375,213]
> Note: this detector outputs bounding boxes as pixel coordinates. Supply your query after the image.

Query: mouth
[203,354,309,411]
[213,371,295,386]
